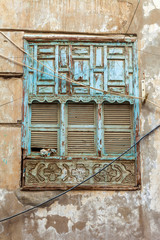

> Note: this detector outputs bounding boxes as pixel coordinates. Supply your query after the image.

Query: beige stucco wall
[0,0,160,239]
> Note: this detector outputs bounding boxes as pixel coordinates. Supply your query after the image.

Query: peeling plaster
[141,23,160,50]
[150,131,160,213]
[143,0,160,17]
[153,0,160,9]
[0,189,8,202]
[0,224,4,234]
[143,2,155,17]
[37,218,48,236]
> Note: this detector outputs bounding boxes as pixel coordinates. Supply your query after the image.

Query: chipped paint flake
[143,1,155,17]
[141,24,160,50]
[153,0,160,9]
[150,131,160,212]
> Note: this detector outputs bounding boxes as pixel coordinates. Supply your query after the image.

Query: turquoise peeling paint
[22,38,139,160]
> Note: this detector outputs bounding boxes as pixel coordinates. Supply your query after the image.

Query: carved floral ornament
[24,160,135,188]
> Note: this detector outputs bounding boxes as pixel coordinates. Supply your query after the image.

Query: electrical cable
[0,123,159,223]
[1,11,160,110]
[0,97,22,108]
[126,0,141,33]
[1,52,160,110]
[6,48,160,58]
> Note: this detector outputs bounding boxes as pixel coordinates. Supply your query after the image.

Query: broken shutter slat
[31,131,57,149]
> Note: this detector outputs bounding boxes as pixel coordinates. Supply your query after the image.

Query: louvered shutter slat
[68,103,95,154]
[68,103,94,125]
[104,104,131,125]
[31,131,57,149]
[104,132,131,154]
[31,103,58,151]
[31,104,58,124]
[68,131,95,154]
[104,104,132,154]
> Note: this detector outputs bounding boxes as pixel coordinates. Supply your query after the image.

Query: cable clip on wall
[142,72,148,104]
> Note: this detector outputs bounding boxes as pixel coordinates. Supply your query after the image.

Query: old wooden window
[31,103,60,154]
[22,35,139,190]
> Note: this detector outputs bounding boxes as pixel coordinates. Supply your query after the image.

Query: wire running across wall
[0,124,159,223]
[1,51,160,109]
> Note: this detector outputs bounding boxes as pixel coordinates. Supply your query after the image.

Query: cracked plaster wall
[0,0,160,239]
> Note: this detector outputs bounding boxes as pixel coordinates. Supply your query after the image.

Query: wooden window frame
[21,34,140,190]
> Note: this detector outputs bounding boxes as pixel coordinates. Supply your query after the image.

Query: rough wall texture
[0,0,160,239]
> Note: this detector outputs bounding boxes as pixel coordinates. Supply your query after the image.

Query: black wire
[126,0,141,33]
[0,98,22,108]
[0,124,159,223]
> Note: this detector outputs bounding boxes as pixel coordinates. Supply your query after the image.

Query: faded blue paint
[22,39,139,163]
[108,60,125,84]
[90,45,94,96]
[104,45,108,92]
[55,45,59,94]
[97,104,102,156]
[95,47,103,67]
[133,40,139,162]
[60,103,65,156]
[61,73,67,94]
[59,46,68,67]
[38,86,54,94]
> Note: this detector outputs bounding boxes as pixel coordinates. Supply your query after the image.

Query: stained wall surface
[0,0,160,239]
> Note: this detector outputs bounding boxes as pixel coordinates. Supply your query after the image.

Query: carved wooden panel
[26,41,135,98]
[23,159,136,189]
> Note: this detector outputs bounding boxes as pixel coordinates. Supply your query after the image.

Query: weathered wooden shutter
[31,103,59,152]
[104,104,131,125]
[104,104,132,155]
[31,104,58,124]
[68,103,94,125]
[68,131,95,154]
[31,131,57,149]
[67,103,95,155]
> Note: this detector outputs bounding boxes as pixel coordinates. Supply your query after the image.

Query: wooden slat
[104,104,131,125]
[68,131,95,154]
[68,103,95,125]
[31,103,59,124]
[31,131,57,149]
[104,131,131,154]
